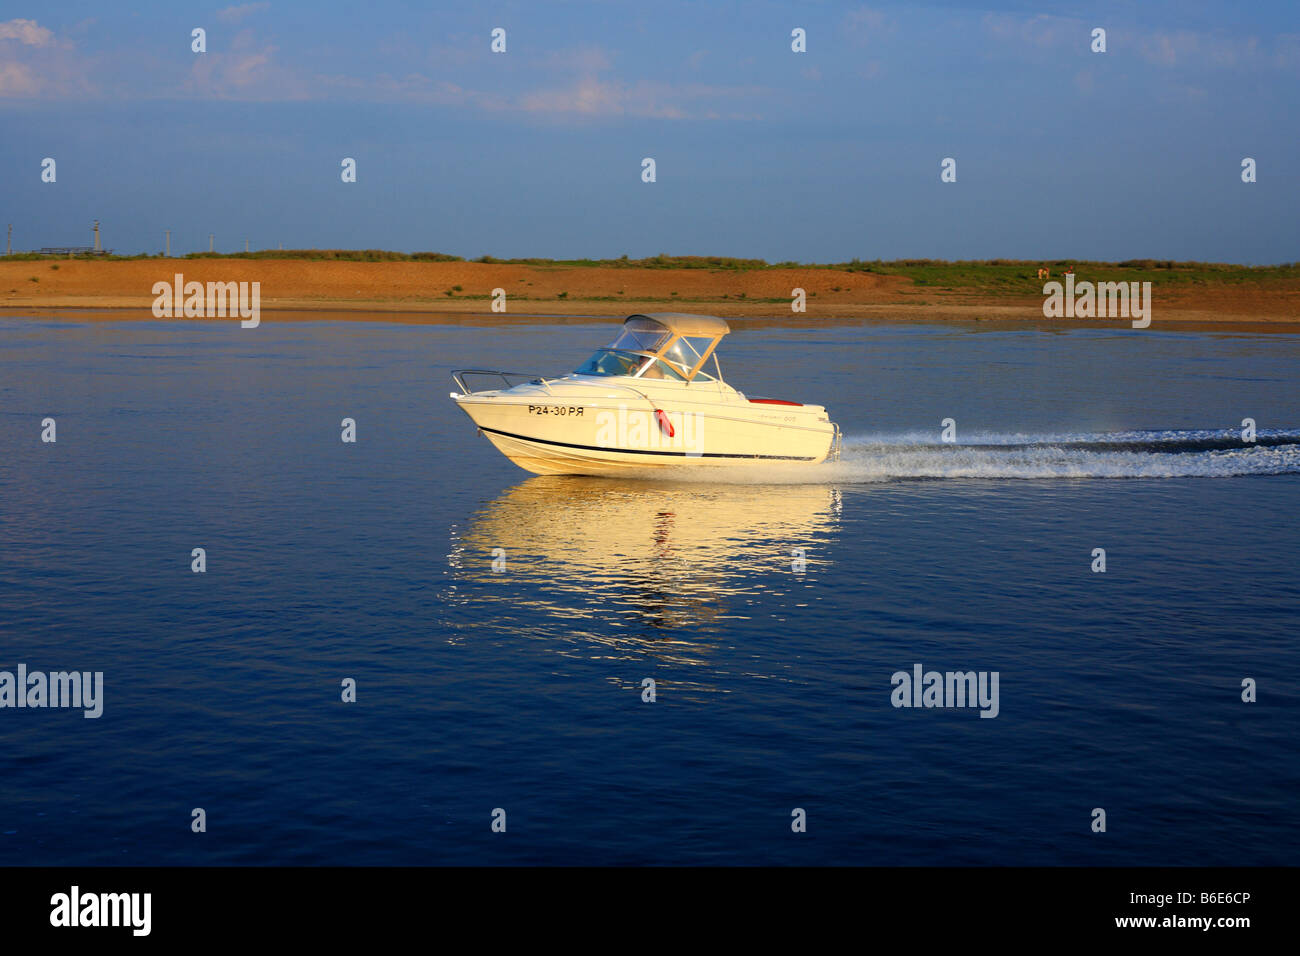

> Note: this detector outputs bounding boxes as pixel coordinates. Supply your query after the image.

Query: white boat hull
[453,383,837,477]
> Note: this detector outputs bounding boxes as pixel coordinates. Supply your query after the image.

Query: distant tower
[209,233,214,253]
[165,230,171,257]
[93,220,101,253]
[6,224,11,256]
[244,239,249,252]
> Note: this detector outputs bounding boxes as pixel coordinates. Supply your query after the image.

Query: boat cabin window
[660,335,717,376]
[631,356,687,381]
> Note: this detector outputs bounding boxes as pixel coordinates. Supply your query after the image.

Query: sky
[1,0,1297,262]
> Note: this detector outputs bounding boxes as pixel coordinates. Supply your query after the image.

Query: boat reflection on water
[446,476,842,673]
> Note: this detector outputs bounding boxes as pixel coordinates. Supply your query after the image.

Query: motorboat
[450,313,841,476]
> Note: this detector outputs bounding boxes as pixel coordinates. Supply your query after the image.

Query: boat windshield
[572,319,722,381]
[574,349,644,377]
[574,350,692,381]
[607,317,671,353]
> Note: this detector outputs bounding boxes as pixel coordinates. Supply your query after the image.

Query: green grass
[460,254,1299,286]
[815,259,1300,295]
[471,255,1300,293]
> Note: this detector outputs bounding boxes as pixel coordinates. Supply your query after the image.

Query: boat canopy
[630,313,730,338]
[573,313,730,383]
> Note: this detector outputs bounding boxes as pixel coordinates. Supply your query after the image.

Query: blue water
[1,315,1297,865]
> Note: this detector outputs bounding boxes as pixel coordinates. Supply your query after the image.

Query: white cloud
[0,20,100,97]
[217,3,269,25]
[185,29,310,99]
[0,18,54,47]
[981,13,1077,50]
[981,14,1299,73]
[0,60,40,94]
[0,17,765,113]
[517,77,680,118]
[518,77,767,119]
[1140,30,1295,70]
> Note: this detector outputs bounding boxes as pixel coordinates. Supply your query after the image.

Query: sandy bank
[2,259,1296,328]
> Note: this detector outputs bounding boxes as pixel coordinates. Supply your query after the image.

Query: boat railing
[452,370,660,409]
[536,377,658,409]
[451,369,549,395]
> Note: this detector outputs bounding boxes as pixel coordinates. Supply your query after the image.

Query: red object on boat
[654,409,675,437]
[748,398,804,406]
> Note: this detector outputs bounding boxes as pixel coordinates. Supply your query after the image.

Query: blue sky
[2,1,1297,261]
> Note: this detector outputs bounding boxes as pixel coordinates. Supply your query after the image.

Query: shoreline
[3,258,1297,330]
[5,305,1296,335]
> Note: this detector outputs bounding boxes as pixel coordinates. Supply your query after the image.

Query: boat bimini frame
[451,313,735,413]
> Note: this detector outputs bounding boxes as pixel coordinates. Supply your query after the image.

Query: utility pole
[165,230,171,257]
[6,224,11,256]
[209,233,214,253]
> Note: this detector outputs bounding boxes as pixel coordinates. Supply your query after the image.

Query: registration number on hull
[528,405,585,416]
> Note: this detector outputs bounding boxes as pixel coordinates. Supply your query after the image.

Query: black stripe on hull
[478,425,817,461]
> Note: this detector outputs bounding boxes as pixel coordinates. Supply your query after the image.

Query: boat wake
[833,428,1300,481]
[647,428,1300,484]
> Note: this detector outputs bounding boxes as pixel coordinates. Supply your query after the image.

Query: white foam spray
[637,429,1300,484]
